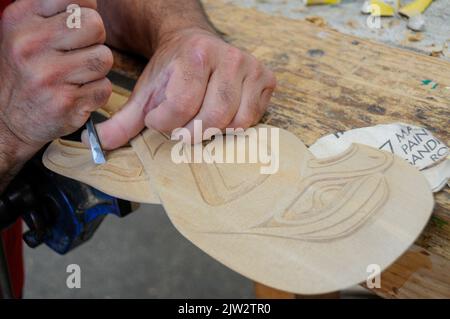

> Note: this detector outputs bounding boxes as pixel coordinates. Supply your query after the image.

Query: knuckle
[84,9,106,42]
[29,69,55,88]
[208,106,232,128]
[171,96,198,118]
[8,35,33,62]
[188,47,209,70]
[1,4,22,26]
[226,47,246,68]
[6,31,48,63]
[59,92,77,112]
[217,84,238,107]
[92,81,112,106]
[8,38,25,61]
[86,46,113,74]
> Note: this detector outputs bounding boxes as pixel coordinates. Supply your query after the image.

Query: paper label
[310,123,448,170]
[310,123,450,192]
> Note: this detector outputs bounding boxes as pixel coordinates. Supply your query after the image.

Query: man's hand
[0,0,113,160]
[93,28,276,149]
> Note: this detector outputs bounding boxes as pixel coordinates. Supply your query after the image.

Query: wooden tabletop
[109,0,450,299]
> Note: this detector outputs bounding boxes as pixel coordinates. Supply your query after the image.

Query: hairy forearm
[98,0,216,58]
[0,123,34,193]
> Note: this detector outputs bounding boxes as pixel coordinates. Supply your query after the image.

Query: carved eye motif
[245,145,394,241]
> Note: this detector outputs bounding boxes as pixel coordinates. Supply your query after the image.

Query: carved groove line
[46,141,148,182]
[198,145,394,242]
[188,134,272,206]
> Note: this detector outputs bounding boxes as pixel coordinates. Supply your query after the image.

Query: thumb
[82,98,146,150]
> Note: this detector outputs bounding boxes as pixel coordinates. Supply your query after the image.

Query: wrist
[0,116,39,167]
[151,19,219,58]
[153,24,219,56]
[0,120,38,191]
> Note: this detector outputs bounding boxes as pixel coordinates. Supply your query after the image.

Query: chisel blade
[86,117,106,165]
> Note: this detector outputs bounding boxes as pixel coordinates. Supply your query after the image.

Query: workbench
[109,0,450,299]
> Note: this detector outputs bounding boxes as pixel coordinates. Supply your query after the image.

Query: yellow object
[370,0,399,16]
[303,0,341,5]
[399,0,433,17]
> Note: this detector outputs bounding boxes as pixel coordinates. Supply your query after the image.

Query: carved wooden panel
[43,92,434,294]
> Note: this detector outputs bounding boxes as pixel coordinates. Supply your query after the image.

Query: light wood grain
[44,90,434,295]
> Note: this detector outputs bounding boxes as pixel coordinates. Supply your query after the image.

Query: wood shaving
[430,50,443,57]
[305,16,327,27]
[346,20,359,29]
[408,33,423,42]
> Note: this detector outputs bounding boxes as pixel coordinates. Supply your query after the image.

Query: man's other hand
[92,28,276,149]
[0,0,113,157]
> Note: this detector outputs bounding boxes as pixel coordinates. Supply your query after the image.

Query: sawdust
[430,50,443,57]
[291,7,306,14]
[346,19,359,29]
[426,44,445,57]
[408,33,423,42]
[388,19,401,28]
[305,16,327,27]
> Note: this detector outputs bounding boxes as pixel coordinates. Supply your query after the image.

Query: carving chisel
[86,117,106,165]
